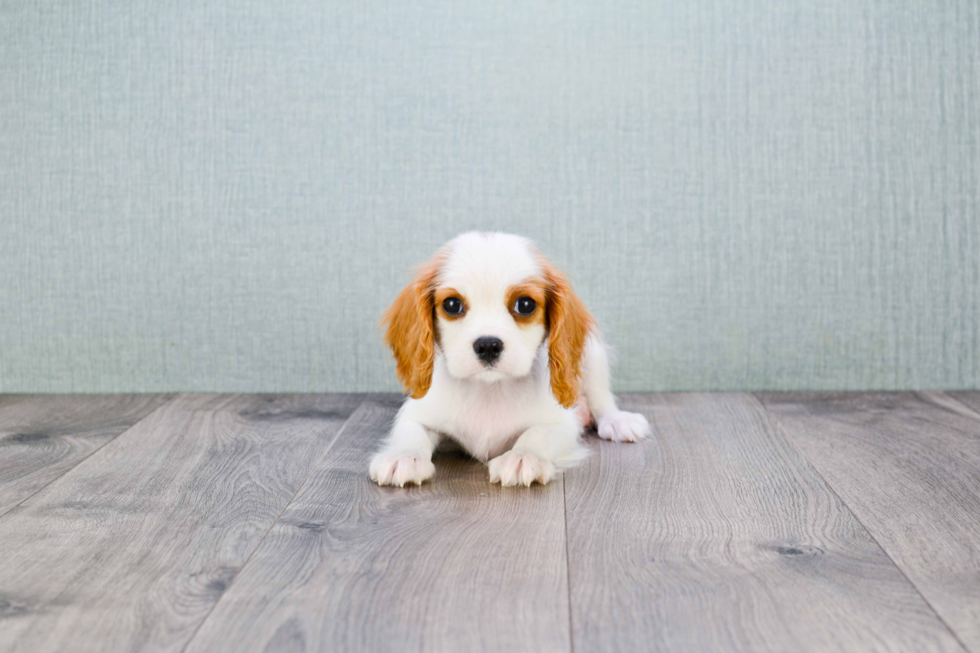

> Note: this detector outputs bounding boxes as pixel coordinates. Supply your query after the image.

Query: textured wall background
[1,1,978,393]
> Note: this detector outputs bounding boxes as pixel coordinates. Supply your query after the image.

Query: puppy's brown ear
[542,258,595,408]
[382,254,443,398]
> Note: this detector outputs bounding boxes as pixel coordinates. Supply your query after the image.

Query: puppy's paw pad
[597,410,651,442]
[369,451,435,487]
[488,451,556,487]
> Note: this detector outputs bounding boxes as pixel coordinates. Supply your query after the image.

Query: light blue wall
[1,1,978,392]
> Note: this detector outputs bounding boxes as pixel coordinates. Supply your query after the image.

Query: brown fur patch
[506,282,547,327]
[539,257,595,408]
[433,287,468,321]
[381,252,445,398]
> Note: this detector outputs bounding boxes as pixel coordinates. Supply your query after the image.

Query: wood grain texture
[184,395,571,653]
[0,393,361,653]
[0,395,26,409]
[947,392,980,418]
[0,394,172,516]
[565,393,964,652]
[758,392,980,652]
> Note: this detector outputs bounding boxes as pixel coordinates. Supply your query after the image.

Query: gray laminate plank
[948,392,980,418]
[0,393,362,653]
[0,395,27,409]
[0,394,173,516]
[565,393,964,653]
[183,395,571,653]
[758,392,980,652]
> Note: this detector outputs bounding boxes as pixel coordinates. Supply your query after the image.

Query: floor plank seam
[0,394,181,521]
[936,391,980,422]
[178,394,368,653]
[753,393,974,653]
[562,472,575,653]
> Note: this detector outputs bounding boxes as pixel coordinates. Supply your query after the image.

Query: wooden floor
[1,393,979,652]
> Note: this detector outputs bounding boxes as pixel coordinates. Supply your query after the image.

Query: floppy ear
[542,259,595,408]
[382,255,443,399]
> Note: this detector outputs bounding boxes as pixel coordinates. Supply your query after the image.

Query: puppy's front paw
[369,451,435,487]
[488,451,556,487]
[597,410,651,442]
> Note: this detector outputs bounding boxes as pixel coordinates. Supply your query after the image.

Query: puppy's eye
[514,297,537,316]
[442,297,464,316]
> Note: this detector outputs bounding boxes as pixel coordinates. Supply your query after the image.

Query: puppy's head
[383,232,594,407]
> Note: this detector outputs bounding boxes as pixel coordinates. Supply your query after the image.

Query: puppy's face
[383,232,594,407]
[434,235,548,383]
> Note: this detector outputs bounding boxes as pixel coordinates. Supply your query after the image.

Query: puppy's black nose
[473,336,504,364]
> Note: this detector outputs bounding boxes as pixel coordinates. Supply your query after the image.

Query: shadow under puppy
[371,232,650,487]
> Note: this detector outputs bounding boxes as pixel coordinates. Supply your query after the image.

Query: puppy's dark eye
[442,297,464,316]
[514,297,537,316]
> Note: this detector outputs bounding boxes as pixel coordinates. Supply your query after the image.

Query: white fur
[370,232,650,487]
[437,234,545,383]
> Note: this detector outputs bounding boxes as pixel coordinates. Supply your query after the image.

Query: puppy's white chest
[441,388,533,462]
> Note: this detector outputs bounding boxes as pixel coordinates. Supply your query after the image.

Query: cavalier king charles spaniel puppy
[370,231,650,487]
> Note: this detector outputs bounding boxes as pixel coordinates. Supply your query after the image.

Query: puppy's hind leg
[581,335,651,442]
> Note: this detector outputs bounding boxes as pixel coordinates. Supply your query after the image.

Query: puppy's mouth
[473,367,509,383]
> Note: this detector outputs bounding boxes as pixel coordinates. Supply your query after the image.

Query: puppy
[370,232,650,487]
